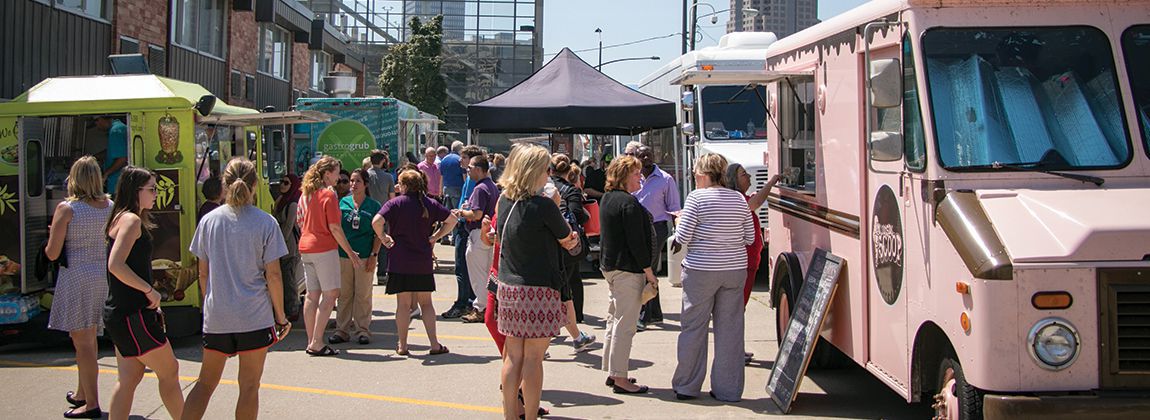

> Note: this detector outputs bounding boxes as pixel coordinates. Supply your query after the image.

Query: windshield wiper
[959,161,1105,186]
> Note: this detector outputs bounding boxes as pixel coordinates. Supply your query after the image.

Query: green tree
[379,15,446,116]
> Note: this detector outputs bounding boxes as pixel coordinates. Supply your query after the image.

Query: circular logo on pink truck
[872,185,903,305]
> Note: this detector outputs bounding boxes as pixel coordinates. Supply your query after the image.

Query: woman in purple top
[372,168,457,356]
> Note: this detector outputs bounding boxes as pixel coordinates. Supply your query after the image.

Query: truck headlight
[1028,318,1080,370]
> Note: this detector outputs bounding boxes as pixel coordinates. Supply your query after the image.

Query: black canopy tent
[467,48,676,136]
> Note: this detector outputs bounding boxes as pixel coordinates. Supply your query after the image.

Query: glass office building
[304,0,543,145]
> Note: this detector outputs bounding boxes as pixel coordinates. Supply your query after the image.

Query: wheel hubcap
[778,294,791,336]
[932,368,959,420]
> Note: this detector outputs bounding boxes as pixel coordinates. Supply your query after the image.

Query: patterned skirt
[496,283,565,339]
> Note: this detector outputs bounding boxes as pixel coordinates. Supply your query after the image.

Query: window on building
[172,0,227,58]
[259,23,291,80]
[311,51,332,91]
[53,0,109,20]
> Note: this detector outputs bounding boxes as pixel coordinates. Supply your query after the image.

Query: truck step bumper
[984,393,1150,419]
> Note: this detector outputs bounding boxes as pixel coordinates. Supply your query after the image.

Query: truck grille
[1099,268,1150,388]
[1116,288,1150,371]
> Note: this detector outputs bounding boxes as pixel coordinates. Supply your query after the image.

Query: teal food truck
[293,97,439,172]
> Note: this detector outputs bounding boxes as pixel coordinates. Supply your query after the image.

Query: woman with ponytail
[297,156,360,357]
[183,158,290,419]
[105,166,184,420]
[372,168,456,356]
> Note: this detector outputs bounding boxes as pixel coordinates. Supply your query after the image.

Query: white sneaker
[411,307,422,319]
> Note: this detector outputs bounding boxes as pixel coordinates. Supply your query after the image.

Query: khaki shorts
[301,250,341,292]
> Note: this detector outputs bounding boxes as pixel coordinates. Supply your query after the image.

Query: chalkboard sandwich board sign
[765,248,844,414]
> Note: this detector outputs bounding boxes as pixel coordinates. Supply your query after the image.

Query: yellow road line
[0,359,501,413]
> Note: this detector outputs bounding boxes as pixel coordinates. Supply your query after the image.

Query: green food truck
[0,74,327,342]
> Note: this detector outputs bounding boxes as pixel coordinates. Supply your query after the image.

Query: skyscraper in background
[403,1,466,40]
[305,1,543,146]
[729,0,819,39]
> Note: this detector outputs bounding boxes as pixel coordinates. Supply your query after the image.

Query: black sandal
[612,383,649,394]
[63,407,102,419]
[305,345,340,357]
[604,377,638,387]
[516,390,550,417]
[65,391,85,408]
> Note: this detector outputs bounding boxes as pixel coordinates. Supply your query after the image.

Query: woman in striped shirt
[670,153,756,403]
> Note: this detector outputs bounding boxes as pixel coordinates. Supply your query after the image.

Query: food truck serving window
[778,77,817,193]
[922,26,1132,171]
[1121,25,1150,158]
[700,85,768,140]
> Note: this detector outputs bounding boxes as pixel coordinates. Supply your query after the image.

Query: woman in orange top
[298,156,361,357]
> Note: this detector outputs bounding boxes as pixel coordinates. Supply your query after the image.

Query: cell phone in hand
[274,323,290,341]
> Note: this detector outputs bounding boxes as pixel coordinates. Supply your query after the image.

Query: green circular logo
[316,120,375,171]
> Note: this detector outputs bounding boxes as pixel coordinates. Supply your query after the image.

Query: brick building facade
[0,0,364,111]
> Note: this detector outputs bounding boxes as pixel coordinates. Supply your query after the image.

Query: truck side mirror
[869,59,902,108]
[681,122,696,136]
[681,91,695,111]
[870,131,903,161]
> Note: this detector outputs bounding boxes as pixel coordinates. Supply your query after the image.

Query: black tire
[937,357,984,420]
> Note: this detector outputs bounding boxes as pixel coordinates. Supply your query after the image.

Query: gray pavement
[0,244,931,419]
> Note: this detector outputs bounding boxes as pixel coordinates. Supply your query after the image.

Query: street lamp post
[595,56,660,70]
[595,28,603,70]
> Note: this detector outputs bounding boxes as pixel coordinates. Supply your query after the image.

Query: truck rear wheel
[933,357,984,420]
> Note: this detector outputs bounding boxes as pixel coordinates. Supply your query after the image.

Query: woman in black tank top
[104,166,184,420]
[105,232,152,319]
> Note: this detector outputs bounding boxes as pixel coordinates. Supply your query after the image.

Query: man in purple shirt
[632,145,681,329]
[455,154,500,322]
[418,147,443,200]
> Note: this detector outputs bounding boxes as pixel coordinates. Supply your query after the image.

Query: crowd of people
[40,136,779,420]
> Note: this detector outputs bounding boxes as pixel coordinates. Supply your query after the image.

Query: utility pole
[681,0,688,54]
[688,1,698,51]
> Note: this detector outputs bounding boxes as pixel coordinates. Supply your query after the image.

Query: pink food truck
[737,0,1150,418]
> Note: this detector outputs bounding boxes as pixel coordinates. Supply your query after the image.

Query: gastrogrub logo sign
[871,185,903,305]
[316,120,375,171]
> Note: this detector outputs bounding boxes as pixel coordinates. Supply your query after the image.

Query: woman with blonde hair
[495,144,579,419]
[45,156,113,418]
[670,153,756,402]
[298,156,360,357]
[183,158,289,420]
[373,169,456,356]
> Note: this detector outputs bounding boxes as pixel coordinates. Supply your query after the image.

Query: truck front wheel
[934,357,984,420]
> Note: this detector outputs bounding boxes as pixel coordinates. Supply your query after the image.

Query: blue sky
[542,0,869,84]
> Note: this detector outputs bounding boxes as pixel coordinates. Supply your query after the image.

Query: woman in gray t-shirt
[184,158,289,420]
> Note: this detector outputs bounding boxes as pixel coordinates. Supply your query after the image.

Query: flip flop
[305,345,340,357]
[429,345,450,355]
[396,349,410,356]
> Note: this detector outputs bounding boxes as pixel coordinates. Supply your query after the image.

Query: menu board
[765,248,843,414]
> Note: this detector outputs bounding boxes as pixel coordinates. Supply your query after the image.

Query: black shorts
[203,327,277,355]
[105,309,168,358]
